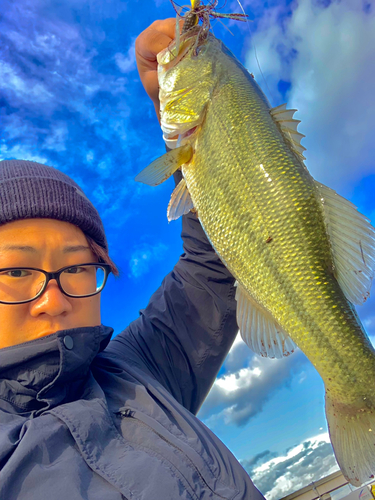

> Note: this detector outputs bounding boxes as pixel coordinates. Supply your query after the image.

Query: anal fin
[235,282,296,358]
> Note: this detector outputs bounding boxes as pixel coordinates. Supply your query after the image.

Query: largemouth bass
[135,9,375,487]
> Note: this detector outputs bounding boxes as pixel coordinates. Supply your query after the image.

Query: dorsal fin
[270,103,306,160]
[316,181,375,305]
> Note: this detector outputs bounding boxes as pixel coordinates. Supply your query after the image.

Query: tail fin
[326,392,375,486]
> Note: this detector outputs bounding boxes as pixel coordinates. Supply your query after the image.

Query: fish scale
[137,22,375,486]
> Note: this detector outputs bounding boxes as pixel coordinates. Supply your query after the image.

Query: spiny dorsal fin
[270,103,306,160]
[235,282,296,359]
[316,181,375,305]
[167,178,194,221]
[135,144,192,186]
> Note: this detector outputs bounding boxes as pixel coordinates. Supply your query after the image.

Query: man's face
[0,218,102,349]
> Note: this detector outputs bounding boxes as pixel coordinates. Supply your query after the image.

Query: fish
[135,1,375,487]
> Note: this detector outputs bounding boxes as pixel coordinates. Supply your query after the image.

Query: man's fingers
[136,31,172,72]
[135,18,185,66]
[148,18,180,43]
[135,18,176,65]
[135,30,171,99]
[135,17,184,120]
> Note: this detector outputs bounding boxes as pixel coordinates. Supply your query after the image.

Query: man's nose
[29,280,73,317]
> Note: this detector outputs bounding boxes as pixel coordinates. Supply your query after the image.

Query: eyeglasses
[0,263,111,305]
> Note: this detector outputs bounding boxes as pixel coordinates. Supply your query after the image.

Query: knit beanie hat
[0,159,107,250]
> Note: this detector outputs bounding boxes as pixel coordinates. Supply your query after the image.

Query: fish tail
[325,391,375,486]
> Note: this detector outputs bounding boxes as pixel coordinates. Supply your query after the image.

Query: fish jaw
[158,33,224,143]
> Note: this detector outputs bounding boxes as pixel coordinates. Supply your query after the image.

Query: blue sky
[1,0,374,498]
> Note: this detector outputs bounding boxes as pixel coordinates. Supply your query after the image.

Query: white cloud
[6,29,66,57]
[199,349,307,426]
[242,433,339,500]
[115,40,136,73]
[42,123,68,152]
[0,143,48,165]
[246,0,375,189]
[92,184,112,205]
[0,60,53,103]
[223,333,254,374]
[216,366,262,392]
[129,243,168,278]
[1,8,132,131]
[86,150,94,163]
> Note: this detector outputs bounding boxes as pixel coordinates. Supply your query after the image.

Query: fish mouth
[157,26,201,69]
[181,126,198,138]
[162,125,199,150]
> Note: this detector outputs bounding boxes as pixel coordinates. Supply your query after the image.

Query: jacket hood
[0,325,113,416]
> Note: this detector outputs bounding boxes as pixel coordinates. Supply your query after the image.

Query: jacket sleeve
[106,176,238,415]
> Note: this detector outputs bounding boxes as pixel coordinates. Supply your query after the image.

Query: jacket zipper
[117,409,228,499]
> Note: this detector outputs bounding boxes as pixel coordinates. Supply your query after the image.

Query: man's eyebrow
[62,245,91,254]
[0,245,91,253]
[0,245,38,253]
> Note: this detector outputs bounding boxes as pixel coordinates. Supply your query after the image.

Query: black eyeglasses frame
[0,263,112,305]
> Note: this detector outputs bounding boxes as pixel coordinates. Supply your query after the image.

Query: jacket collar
[0,325,113,416]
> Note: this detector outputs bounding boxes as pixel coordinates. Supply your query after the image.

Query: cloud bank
[242,433,339,500]
[199,338,308,427]
[0,0,146,223]
[246,0,375,190]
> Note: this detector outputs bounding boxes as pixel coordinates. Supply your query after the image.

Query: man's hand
[135,18,182,121]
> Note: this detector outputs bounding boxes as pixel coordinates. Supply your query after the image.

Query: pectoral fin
[167,178,194,221]
[316,181,375,305]
[235,282,296,358]
[135,144,193,186]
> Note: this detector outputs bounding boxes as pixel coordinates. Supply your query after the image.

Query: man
[0,18,265,500]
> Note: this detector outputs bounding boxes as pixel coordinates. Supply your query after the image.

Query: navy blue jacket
[0,212,265,500]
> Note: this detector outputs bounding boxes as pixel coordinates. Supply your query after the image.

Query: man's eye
[2,270,31,278]
[65,266,84,274]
